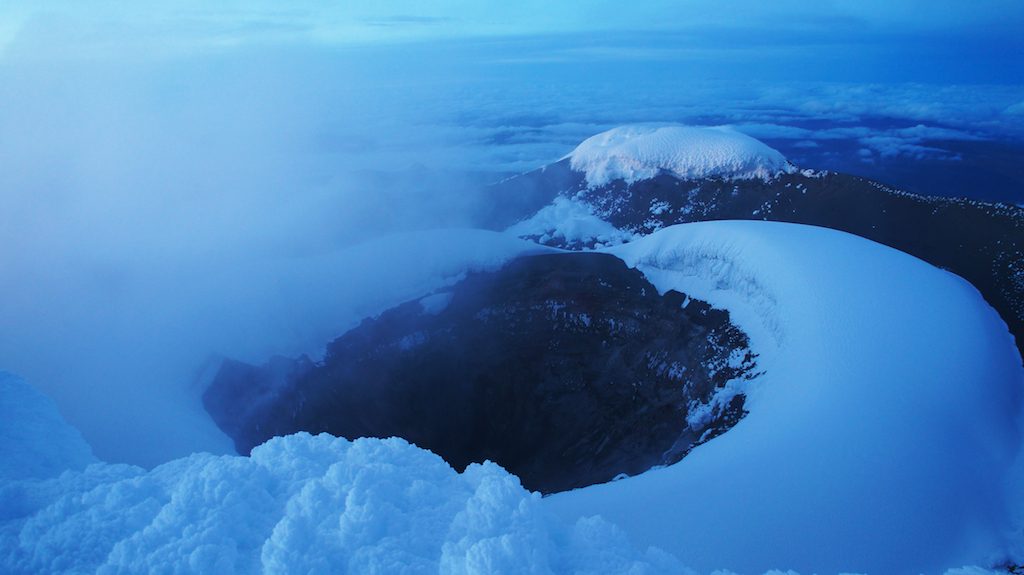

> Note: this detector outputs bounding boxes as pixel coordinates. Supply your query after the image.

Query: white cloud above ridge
[730,121,988,161]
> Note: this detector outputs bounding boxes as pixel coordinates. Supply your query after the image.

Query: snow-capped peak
[566,124,796,187]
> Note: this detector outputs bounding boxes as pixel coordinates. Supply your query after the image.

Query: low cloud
[732,121,984,161]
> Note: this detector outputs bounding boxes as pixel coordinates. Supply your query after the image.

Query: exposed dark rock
[497,160,1024,361]
[203,355,315,451]
[204,253,757,494]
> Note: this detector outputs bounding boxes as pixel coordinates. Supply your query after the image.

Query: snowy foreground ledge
[2,220,1023,574]
[0,372,679,574]
[566,124,796,187]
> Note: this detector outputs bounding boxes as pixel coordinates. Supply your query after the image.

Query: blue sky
[4,1,1024,45]
[3,3,1022,108]
[2,1,1023,81]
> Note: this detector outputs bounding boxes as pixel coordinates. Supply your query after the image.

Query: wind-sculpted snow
[567,124,796,187]
[546,220,1024,574]
[0,374,680,575]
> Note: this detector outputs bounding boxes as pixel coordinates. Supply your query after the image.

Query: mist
[0,41,506,465]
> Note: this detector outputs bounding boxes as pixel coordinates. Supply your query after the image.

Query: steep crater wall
[204,253,757,494]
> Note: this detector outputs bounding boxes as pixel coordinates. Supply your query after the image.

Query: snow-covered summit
[566,124,796,187]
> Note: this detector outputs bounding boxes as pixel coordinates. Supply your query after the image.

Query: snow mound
[0,372,95,481]
[545,220,1024,574]
[566,124,796,187]
[0,377,680,575]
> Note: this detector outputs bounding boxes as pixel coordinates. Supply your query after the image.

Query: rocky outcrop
[204,253,757,494]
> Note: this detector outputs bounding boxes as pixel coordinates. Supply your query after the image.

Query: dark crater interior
[204,252,758,494]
